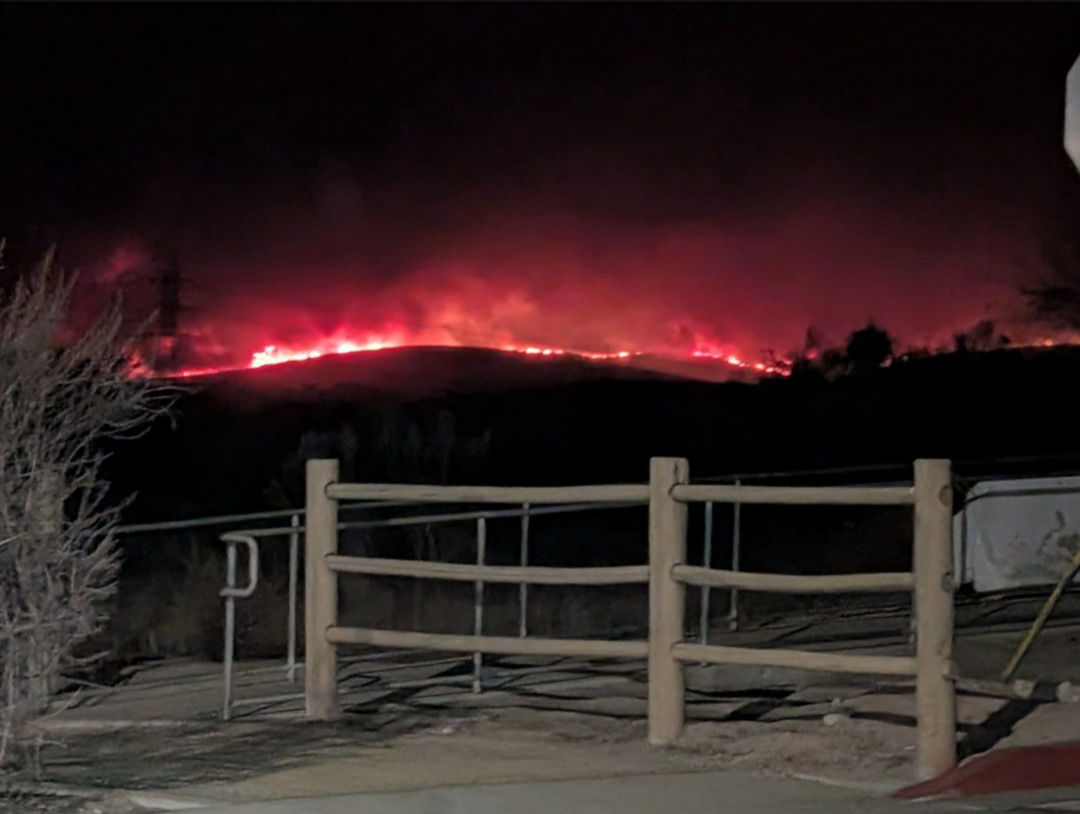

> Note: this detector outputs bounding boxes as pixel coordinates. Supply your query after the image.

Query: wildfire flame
[250,335,406,368]
[145,328,1080,382]
[153,315,1080,381]
[159,330,788,380]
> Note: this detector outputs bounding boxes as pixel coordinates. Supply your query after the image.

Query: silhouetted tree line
[1023,160,1080,329]
[785,319,1012,382]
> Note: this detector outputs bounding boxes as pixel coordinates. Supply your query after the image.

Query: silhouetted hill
[180,346,718,401]
[99,343,1080,665]
[111,344,1080,524]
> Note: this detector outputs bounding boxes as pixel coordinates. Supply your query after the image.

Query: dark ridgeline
[106,344,1077,564]
[91,342,1080,667]
[108,343,1080,515]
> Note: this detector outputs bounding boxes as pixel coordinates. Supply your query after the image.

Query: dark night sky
[3,4,1080,367]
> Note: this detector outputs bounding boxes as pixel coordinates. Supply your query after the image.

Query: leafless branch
[0,248,175,773]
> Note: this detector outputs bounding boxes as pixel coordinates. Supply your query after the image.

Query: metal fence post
[222,542,237,720]
[473,516,487,694]
[909,588,918,646]
[648,457,689,745]
[914,458,957,781]
[287,512,300,683]
[699,501,714,645]
[305,459,340,720]
[727,478,741,631]
[519,503,530,639]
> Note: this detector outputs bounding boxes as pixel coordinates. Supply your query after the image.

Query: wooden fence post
[305,458,340,720]
[913,458,957,781]
[649,456,689,745]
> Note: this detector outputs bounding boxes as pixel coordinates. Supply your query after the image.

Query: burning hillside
[163,331,788,380]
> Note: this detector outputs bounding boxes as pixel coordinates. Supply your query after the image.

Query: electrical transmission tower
[147,258,194,375]
[157,262,181,371]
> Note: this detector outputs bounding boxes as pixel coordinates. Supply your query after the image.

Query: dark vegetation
[96,324,1080,670]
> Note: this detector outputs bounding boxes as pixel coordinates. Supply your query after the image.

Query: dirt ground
[4,604,1080,812]
[3,709,912,812]
[3,689,1070,813]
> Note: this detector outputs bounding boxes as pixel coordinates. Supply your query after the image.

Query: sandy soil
[6,612,1079,811]
[3,672,1039,810]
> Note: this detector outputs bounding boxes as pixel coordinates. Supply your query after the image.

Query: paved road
[181,773,879,813]
[184,771,1080,814]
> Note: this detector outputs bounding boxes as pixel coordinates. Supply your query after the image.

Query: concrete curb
[36,719,196,733]
[787,772,908,796]
[125,791,215,810]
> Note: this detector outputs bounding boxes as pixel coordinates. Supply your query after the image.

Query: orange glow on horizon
[250,334,406,368]
[157,331,788,380]
[145,330,1080,382]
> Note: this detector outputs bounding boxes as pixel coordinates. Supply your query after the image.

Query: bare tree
[1024,221,1080,330]
[0,248,173,772]
[1023,168,1080,329]
[844,322,894,376]
[953,320,1010,354]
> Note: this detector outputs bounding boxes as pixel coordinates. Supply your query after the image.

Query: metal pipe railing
[215,496,647,719]
[287,513,300,683]
[473,517,486,694]
[219,532,260,720]
[116,500,415,536]
[519,504,531,639]
[211,500,642,541]
[698,500,713,647]
[728,482,742,631]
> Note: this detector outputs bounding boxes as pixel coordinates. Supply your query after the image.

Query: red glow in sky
[89,178,1053,384]
[13,4,1079,390]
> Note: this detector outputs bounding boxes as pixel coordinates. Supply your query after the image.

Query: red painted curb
[894,742,1080,800]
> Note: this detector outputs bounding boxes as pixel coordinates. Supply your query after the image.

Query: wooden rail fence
[304,457,956,782]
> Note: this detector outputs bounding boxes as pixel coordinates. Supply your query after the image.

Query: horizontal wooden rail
[671,642,917,676]
[670,483,915,506]
[326,482,650,505]
[326,555,649,585]
[326,627,649,659]
[672,564,914,593]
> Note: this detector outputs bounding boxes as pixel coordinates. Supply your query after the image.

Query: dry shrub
[0,249,174,772]
[97,537,293,665]
[148,541,226,659]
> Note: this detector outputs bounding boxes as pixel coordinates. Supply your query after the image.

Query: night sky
[3,4,1080,369]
